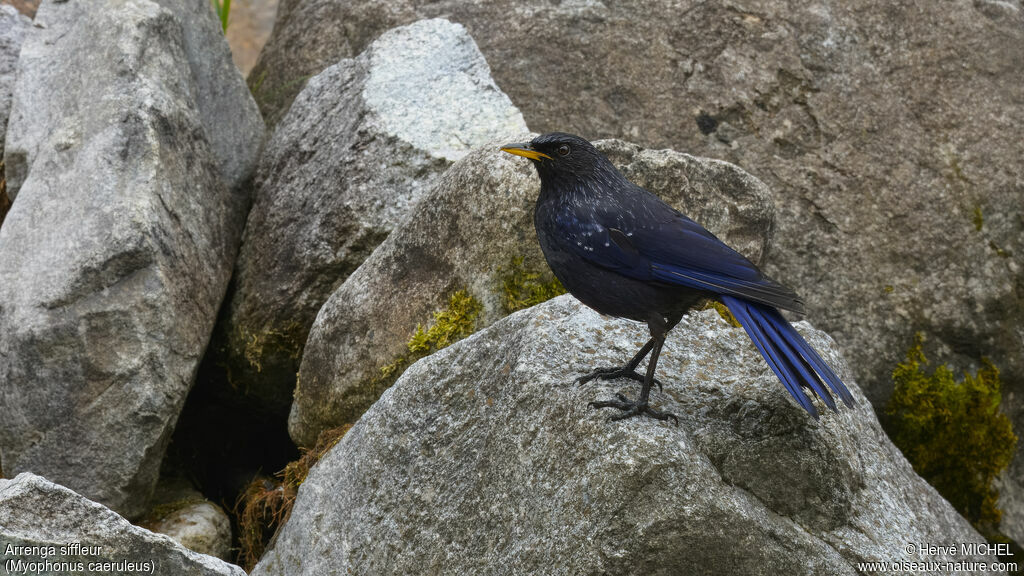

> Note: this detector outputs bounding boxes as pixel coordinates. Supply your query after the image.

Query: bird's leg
[574,337,664,392]
[588,337,678,425]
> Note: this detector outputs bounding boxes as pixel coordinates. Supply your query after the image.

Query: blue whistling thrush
[501,133,854,423]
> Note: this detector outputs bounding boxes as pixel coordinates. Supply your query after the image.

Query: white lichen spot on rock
[363,19,527,162]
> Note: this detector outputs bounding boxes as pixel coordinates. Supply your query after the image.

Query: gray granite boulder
[4,0,262,199]
[291,138,774,447]
[256,296,1001,576]
[218,18,526,413]
[0,472,244,576]
[148,0,264,193]
[0,0,246,519]
[0,5,30,158]
[0,4,30,230]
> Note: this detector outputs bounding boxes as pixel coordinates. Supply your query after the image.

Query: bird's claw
[574,366,664,392]
[587,395,678,426]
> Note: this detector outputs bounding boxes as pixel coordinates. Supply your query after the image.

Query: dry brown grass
[234,423,351,570]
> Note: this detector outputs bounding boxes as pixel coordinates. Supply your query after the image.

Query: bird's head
[500,132,611,183]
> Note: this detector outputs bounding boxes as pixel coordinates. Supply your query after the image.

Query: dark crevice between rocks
[234,423,351,571]
[163,319,300,568]
[0,160,10,230]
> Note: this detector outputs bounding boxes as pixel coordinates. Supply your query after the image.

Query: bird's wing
[553,189,804,313]
[550,210,655,280]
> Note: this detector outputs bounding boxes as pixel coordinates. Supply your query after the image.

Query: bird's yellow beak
[500,143,551,161]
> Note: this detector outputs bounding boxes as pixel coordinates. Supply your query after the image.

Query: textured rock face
[251,0,723,133]
[220,18,526,413]
[148,0,265,193]
[0,5,30,230]
[0,5,30,158]
[291,138,774,447]
[0,0,246,518]
[256,296,999,576]
[247,0,1024,527]
[246,0,1024,400]
[3,0,262,199]
[0,473,245,576]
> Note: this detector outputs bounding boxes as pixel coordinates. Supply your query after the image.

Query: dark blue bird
[501,132,854,423]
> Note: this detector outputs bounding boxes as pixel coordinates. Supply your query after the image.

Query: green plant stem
[212,0,230,32]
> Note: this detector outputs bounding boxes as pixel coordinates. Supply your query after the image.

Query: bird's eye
[557,144,570,157]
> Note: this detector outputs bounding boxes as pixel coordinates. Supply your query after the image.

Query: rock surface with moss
[0,472,245,576]
[290,137,775,447]
[256,296,999,576]
[886,334,1017,538]
[216,18,527,415]
[247,0,1024,531]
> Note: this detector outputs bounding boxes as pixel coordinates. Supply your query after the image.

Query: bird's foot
[588,393,678,425]
[574,367,664,392]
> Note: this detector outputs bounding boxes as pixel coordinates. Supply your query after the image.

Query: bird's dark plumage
[501,132,854,422]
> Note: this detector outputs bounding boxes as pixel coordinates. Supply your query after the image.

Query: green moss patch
[702,300,742,328]
[499,256,566,314]
[379,289,482,379]
[234,321,305,376]
[312,289,484,435]
[885,333,1016,533]
[408,290,483,354]
[973,204,985,232]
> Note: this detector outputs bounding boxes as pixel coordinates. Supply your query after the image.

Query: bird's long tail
[721,295,855,418]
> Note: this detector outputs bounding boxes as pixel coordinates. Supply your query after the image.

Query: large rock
[0,0,246,519]
[291,138,774,447]
[248,0,1024,528]
[0,472,245,576]
[0,4,30,231]
[3,0,262,199]
[249,0,763,134]
[0,5,30,158]
[219,18,526,413]
[148,0,265,193]
[256,296,1001,575]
